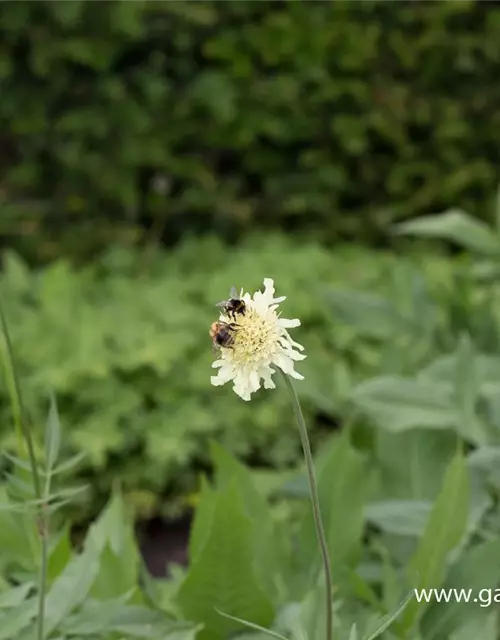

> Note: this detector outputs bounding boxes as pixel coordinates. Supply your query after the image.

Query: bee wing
[215,300,227,309]
[230,285,239,299]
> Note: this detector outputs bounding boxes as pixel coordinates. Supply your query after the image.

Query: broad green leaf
[401,451,469,631]
[0,583,32,609]
[177,481,274,639]
[0,598,37,639]
[45,393,62,471]
[43,540,102,635]
[365,500,432,537]
[297,432,369,589]
[450,610,498,640]
[351,376,457,432]
[363,590,413,640]
[394,209,500,256]
[211,442,289,601]
[421,539,500,640]
[348,624,359,640]
[215,609,290,640]
[60,598,180,637]
[47,527,72,584]
[84,491,141,600]
[374,429,457,501]
[188,476,217,564]
[324,290,407,340]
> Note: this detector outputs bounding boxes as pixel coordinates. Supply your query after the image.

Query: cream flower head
[210,278,306,401]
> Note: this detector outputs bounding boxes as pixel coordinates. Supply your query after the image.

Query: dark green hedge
[1,0,499,260]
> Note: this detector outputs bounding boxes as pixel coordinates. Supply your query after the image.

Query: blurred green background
[1,0,500,525]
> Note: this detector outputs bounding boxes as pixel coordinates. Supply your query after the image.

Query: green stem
[278,369,333,640]
[36,516,48,640]
[0,298,47,640]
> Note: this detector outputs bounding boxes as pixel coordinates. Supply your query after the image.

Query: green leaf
[60,597,181,637]
[363,590,413,640]
[324,290,407,340]
[0,583,32,609]
[215,609,290,640]
[375,429,458,500]
[43,540,102,635]
[177,481,274,639]
[45,393,62,471]
[348,624,359,640]
[47,527,72,583]
[365,500,432,537]
[351,376,457,432]
[0,598,37,639]
[401,451,469,631]
[394,209,500,256]
[85,491,141,599]
[297,432,369,588]
[188,476,218,564]
[421,539,500,640]
[210,442,289,601]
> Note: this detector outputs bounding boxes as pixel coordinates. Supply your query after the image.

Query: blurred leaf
[0,583,32,609]
[365,500,432,536]
[60,597,182,637]
[351,376,457,432]
[421,539,500,640]
[401,451,469,631]
[43,540,102,635]
[0,598,37,639]
[297,432,369,588]
[394,210,500,256]
[215,609,290,640]
[363,590,413,640]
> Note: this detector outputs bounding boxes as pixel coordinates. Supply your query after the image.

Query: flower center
[226,307,277,364]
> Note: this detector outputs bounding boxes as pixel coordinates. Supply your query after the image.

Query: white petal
[279,317,301,328]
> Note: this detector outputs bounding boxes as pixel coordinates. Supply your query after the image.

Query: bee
[216,286,246,320]
[210,320,238,352]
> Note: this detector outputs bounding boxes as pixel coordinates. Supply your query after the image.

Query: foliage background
[1,0,500,263]
[1,0,500,524]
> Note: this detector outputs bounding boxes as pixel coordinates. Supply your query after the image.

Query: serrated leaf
[401,451,469,631]
[188,476,217,564]
[43,540,102,635]
[394,209,500,256]
[85,491,141,599]
[177,481,274,639]
[210,442,289,601]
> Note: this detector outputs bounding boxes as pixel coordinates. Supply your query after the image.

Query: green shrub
[1,1,500,261]
[0,233,456,522]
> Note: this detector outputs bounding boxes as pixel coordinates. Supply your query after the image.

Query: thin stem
[0,300,42,499]
[36,514,49,640]
[0,298,47,640]
[278,369,333,640]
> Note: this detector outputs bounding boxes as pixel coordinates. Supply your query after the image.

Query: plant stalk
[278,369,333,640]
[0,298,47,640]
